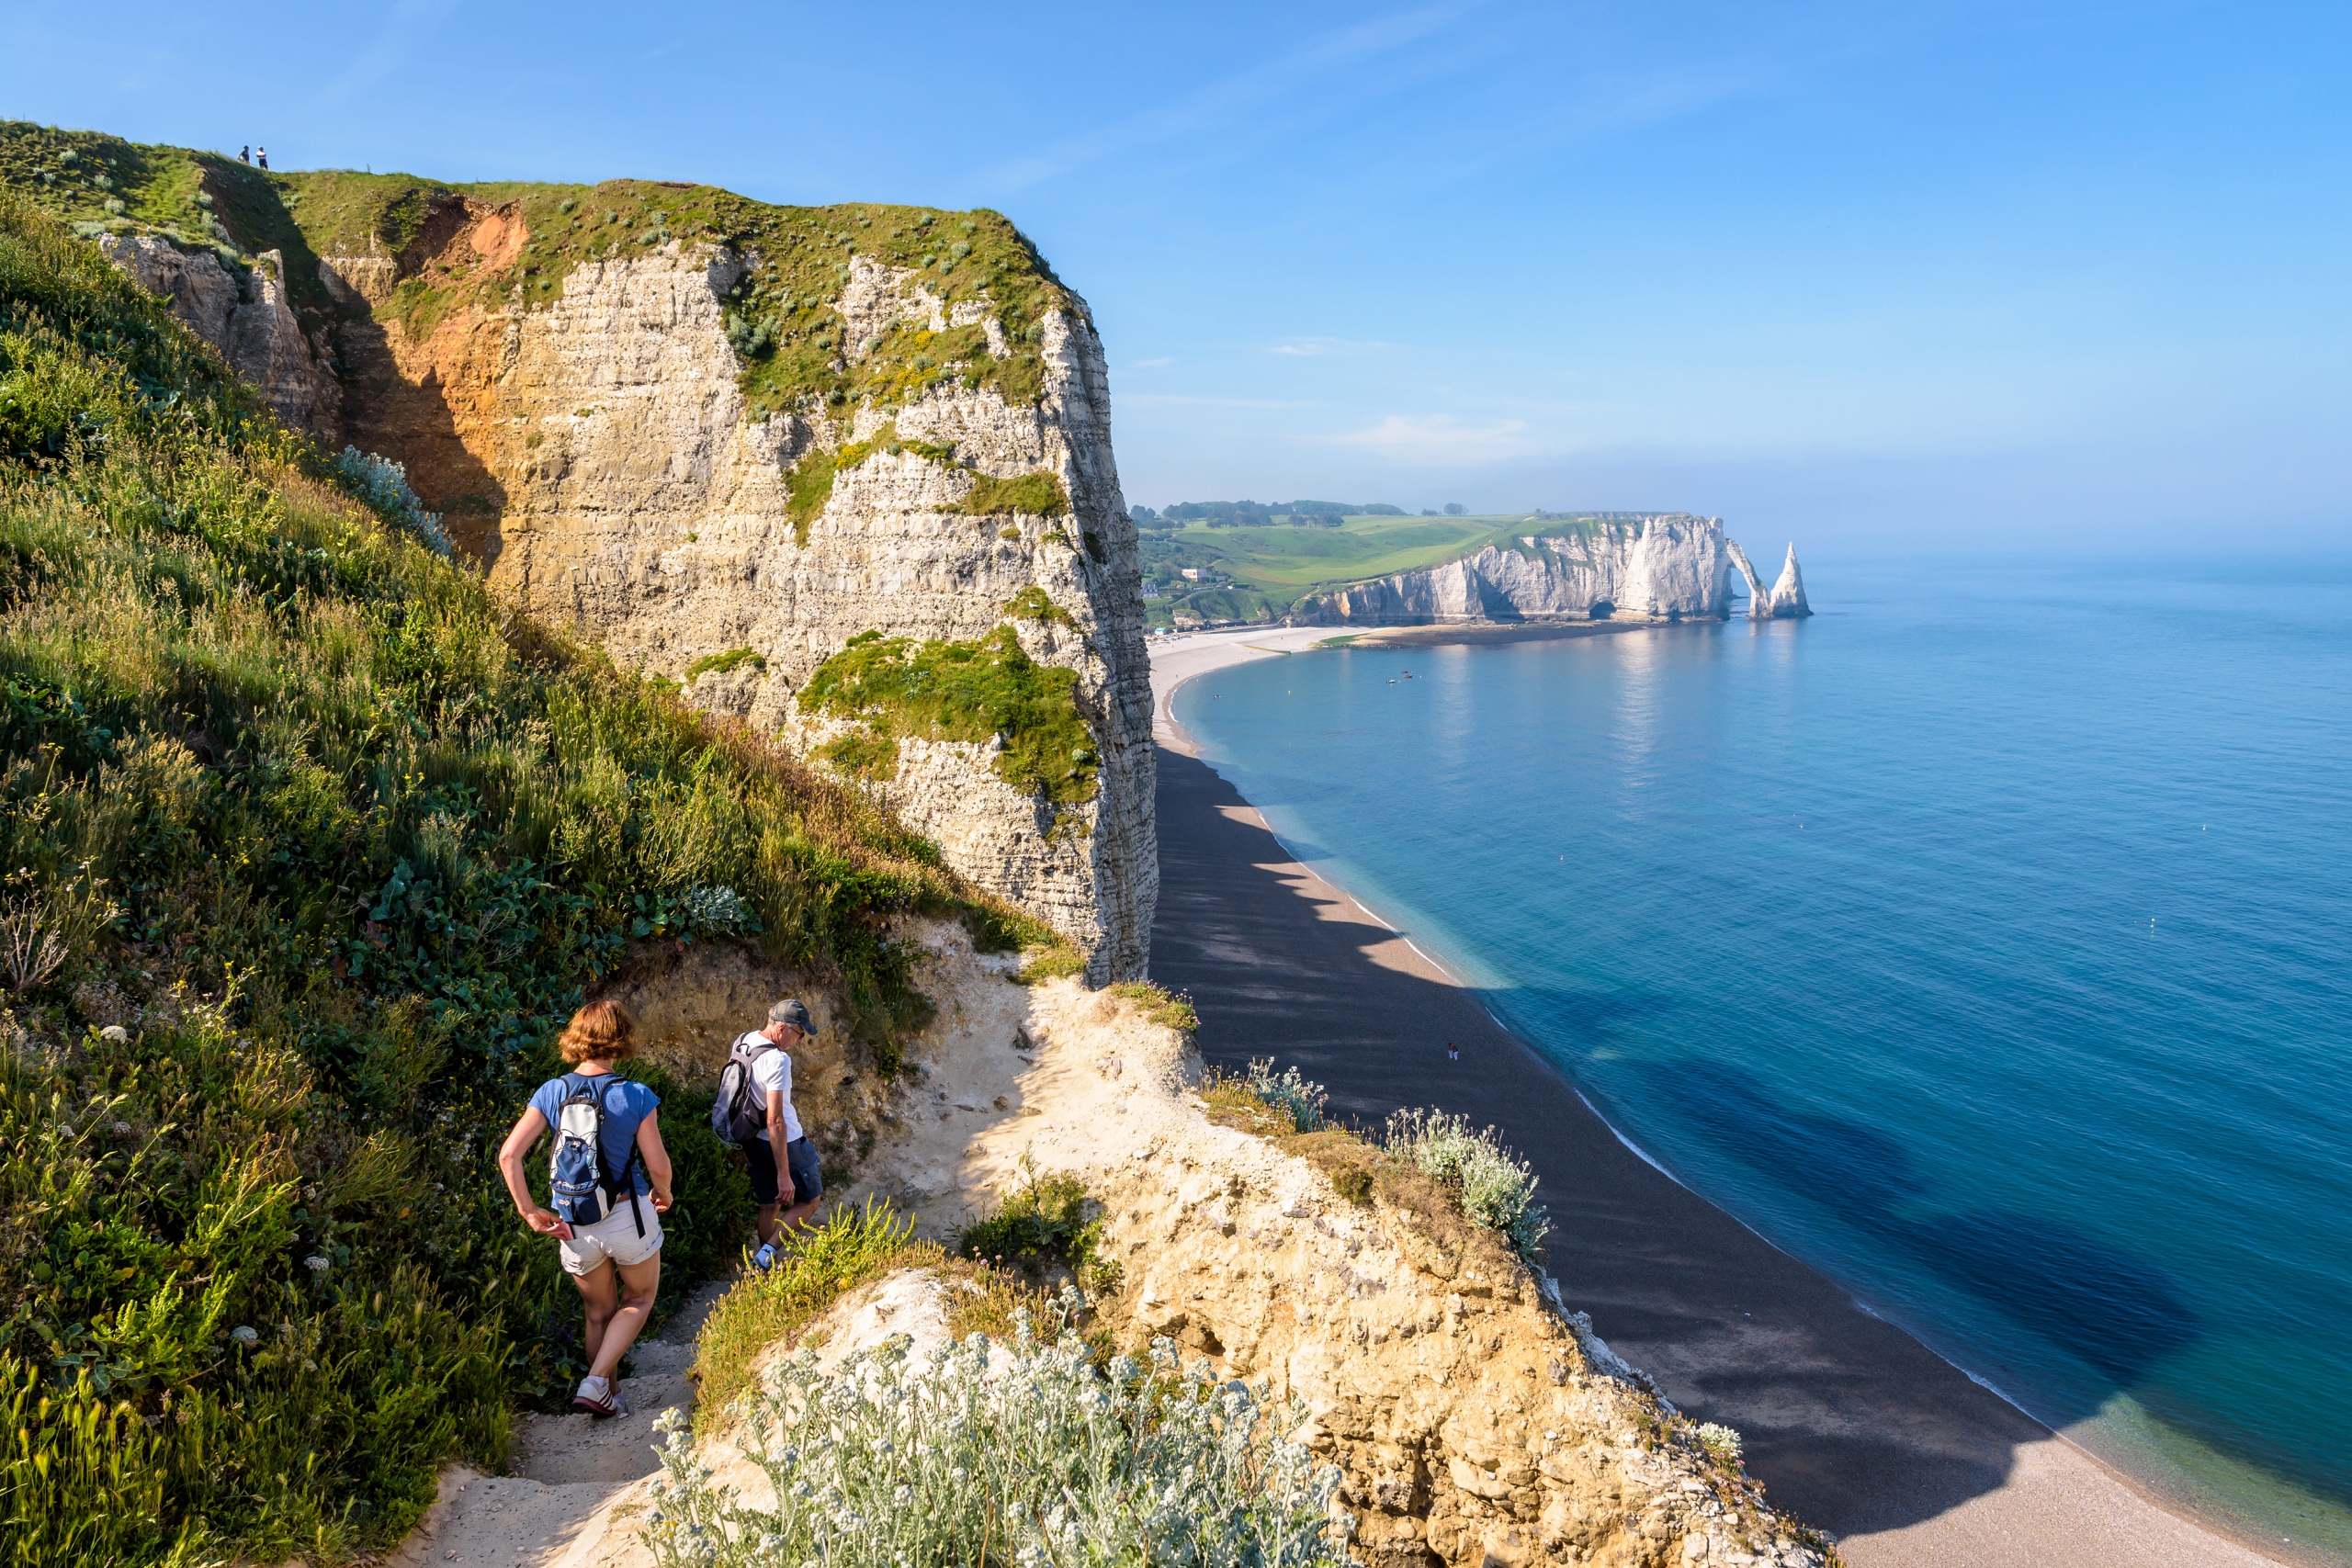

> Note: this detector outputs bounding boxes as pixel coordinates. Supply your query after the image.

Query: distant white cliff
[1290,514,1813,626]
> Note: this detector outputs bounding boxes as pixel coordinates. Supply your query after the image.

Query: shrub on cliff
[646,1295,1351,1568]
[0,191,963,1564]
[1383,1108,1552,1264]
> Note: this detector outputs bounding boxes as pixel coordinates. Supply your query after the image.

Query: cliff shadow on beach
[1147,741,2215,1544]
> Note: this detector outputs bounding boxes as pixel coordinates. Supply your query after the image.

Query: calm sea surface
[1172,558,2352,1558]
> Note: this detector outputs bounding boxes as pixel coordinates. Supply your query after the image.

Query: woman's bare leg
[587,1252,662,1383]
[573,1261,619,1371]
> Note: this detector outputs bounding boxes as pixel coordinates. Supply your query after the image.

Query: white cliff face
[1295,514,1750,626]
[97,235,341,439]
[417,248,1152,981]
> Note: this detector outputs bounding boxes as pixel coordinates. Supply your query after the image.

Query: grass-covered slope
[0,192,975,1565]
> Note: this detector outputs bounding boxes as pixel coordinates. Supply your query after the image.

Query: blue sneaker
[753,1242,777,1272]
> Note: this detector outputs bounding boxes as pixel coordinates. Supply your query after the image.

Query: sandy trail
[384,1281,727,1568]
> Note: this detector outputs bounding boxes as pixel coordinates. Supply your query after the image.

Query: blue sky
[6,1,2346,555]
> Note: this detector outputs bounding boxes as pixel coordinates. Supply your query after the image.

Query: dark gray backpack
[710,1034,776,1149]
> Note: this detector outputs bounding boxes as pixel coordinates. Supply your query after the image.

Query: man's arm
[765,1089,790,1179]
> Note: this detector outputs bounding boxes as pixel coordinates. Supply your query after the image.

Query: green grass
[1105,980,1197,1034]
[956,1168,1121,1296]
[962,469,1067,517]
[688,1198,931,1434]
[1001,585,1071,626]
[1010,943,1088,985]
[781,423,966,546]
[798,626,1098,805]
[0,191,1024,1564]
[685,647,766,681]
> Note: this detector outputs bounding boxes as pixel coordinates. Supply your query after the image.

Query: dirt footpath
[383,1281,726,1568]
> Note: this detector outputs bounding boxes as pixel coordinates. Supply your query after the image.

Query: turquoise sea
[1172,558,2352,1559]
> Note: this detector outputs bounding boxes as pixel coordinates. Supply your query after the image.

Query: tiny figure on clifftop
[711,998,825,1271]
[496,1000,673,1420]
[256,146,268,170]
[238,146,250,164]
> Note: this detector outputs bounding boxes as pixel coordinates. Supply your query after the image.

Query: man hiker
[496,1000,673,1419]
[255,146,268,170]
[731,998,822,1271]
[238,146,250,164]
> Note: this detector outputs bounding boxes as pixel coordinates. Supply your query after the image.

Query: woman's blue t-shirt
[529,1074,660,1197]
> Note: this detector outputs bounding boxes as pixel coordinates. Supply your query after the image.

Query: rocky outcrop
[96,235,340,439]
[1724,540,1814,620]
[828,928,1833,1568]
[325,217,1151,981]
[1292,514,1765,626]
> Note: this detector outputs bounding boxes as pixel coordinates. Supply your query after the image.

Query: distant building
[1141,581,1161,598]
[1181,568,1204,581]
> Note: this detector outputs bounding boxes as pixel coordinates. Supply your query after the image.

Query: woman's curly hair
[558,999,639,1066]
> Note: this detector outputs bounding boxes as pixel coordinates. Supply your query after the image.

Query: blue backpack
[548,1075,645,1235]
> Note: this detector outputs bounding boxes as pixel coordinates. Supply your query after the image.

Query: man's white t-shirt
[736,1032,804,1144]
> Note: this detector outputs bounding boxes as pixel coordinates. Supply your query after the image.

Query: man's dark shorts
[748,1136,822,1208]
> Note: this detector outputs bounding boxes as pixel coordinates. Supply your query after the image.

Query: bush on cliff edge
[0,192,962,1565]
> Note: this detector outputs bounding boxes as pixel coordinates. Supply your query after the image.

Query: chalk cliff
[87,171,1154,981]
[1291,514,1788,626]
[94,234,340,438]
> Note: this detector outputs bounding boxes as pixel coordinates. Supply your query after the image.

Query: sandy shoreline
[1147,626,2307,1568]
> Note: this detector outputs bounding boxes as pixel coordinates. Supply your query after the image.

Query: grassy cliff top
[0,120,1080,413]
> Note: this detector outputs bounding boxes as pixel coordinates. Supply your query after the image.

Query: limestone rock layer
[96,234,340,438]
[100,212,1155,981]
[365,241,1151,978]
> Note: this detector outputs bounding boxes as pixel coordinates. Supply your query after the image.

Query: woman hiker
[497,999,673,1418]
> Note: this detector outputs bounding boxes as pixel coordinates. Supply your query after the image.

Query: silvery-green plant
[1384,1107,1551,1263]
[1695,1422,1743,1462]
[334,446,451,555]
[642,1290,1350,1568]
[1246,1057,1327,1132]
[678,883,755,934]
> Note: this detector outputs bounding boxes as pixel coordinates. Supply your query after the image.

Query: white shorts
[558,1198,663,1275]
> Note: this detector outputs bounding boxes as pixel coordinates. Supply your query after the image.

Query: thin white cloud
[965,6,1466,197]
[309,0,460,112]
[1120,393,1317,409]
[1271,337,1393,356]
[1329,413,1536,464]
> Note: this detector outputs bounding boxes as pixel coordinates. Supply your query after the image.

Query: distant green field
[1139,513,1618,626]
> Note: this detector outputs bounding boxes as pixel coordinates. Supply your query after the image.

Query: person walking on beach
[497,1000,673,1418]
[714,998,823,1271]
[1448,1041,1459,1062]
